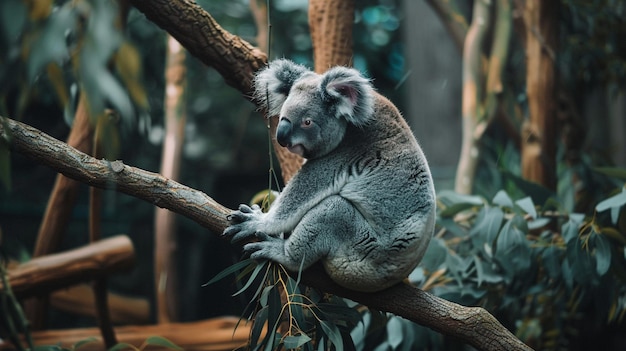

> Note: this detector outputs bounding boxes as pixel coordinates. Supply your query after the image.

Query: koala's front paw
[243,233,285,262]
[222,204,264,243]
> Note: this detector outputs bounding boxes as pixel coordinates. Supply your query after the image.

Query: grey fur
[225,59,435,292]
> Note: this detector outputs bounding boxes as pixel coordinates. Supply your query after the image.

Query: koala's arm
[223,161,340,242]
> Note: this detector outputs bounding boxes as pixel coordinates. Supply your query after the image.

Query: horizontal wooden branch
[0,317,251,351]
[1,117,532,350]
[1,235,134,298]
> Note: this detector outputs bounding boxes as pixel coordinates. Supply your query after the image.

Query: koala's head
[254,59,374,159]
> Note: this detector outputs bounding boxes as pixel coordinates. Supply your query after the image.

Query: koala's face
[254,59,375,160]
[276,77,348,159]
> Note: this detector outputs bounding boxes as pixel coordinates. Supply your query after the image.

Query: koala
[223,59,435,292]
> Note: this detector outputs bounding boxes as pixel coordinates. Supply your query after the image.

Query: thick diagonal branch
[1,117,531,351]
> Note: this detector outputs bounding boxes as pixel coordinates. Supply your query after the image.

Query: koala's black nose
[276,117,292,147]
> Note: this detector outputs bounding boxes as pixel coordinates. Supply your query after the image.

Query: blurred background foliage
[0,0,625,350]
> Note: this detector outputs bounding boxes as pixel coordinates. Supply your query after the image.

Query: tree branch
[1,117,532,351]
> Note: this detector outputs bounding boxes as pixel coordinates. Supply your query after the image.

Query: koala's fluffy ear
[254,59,311,116]
[321,67,375,127]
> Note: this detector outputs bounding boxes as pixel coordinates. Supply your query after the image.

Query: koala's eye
[302,119,313,127]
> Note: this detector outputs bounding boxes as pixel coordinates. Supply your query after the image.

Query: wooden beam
[0,317,252,351]
[2,235,135,298]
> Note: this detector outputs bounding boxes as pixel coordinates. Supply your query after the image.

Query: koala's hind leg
[279,195,395,291]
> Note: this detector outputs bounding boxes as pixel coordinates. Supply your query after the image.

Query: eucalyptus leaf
[233,260,267,296]
[596,187,626,213]
[386,316,403,349]
[562,215,583,243]
[28,5,75,81]
[594,167,626,180]
[492,190,513,208]
[250,307,268,350]
[567,239,596,284]
[320,320,344,351]
[420,237,447,272]
[542,246,562,279]
[203,258,255,286]
[108,342,138,351]
[594,234,612,276]
[283,334,312,349]
[145,336,182,350]
[515,197,537,219]
[502,170,555,205]
[470,206,504,246]
[73,337,99,350]
[260,285,273,307]
[528,217,551,230]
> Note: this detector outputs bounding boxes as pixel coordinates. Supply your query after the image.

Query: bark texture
[130,0,265,95]
[309,0,355,72]
[521,0,558,191]
[1,117,532,351]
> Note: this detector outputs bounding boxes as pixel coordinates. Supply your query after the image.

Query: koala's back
[330,93,434,230]
[300,93,435,290]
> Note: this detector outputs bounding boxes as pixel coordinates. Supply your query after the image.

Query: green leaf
[28,5,75,81]
[144,336,182,350]
[283,334,312,349]
[438,190,483,217]
[260,285,273,307]
[502,170,555,205]
[263,328,278,351]
[542,246,562,279]
[492,190,513,208]
[387,316,403,349]
[203,258,255,286]
[596,187,626,213]
[562,215,584,243]
[515,197,537,219]
[233,260,267,296]
[594,167,626,180]
[73,337,99,350]
[528,217,551,230]
[317,303,362,325]
[561,259,573,289]
[33,346,62,351]
[594,234,612,276]
[250,307,268,349]
[320,321,343,351]
[596,188,626,225]
[420,238,447,272]
[567,239,596,284]
[495,216,530,274]
[108,343,138,351]
[470,207,504,246]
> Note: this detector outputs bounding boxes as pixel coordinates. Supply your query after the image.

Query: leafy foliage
[207,258,363,351]
[209,166,626,350]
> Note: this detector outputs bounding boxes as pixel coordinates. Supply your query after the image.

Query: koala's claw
[222,204,265,242]
[227,204,263,223]
[243,233,283,260]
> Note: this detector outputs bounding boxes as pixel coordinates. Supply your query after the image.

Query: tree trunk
[309,0,355,73]
[154,35,187,324]
[521,0,558,191]
[455,0,491,194]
